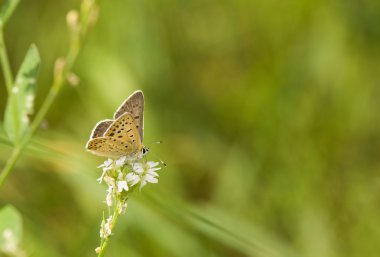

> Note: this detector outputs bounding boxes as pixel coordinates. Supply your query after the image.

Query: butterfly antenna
[146,140,163,146]
[145,140,166,166]
[148,151,166,167]
[153,152,167,167]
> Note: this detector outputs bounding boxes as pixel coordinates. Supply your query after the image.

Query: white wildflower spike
[91,90,165,255]
[96,157,163,248]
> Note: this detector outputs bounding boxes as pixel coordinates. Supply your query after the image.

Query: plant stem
[98,236,110,257]
[0,0,99,188]
[0,146,21,186]
[0,0,92,187]
[0,26,14,94]
[0,40,79,188]
[22,40,79,145]
[97,201,121,257]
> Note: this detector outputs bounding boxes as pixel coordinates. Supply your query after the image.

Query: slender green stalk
[0,146,21,185]
[0,26,13,94]
[0,43,78,187]
[97,200,121,257]
[21,41,79,146]
[0,0,97,188]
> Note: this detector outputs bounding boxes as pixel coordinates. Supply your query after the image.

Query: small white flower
[145,173,158,184]
[140,180,147,189]
[126,172,140,186]
[103,176,116,194]
[97,159,114,183]
[95,247,101,254]
[117,180,129,193]
[105,216,113,234]
[115,156,127,168]
[132,163,144,174]
[141,162,160,189]
[147,161,160,168]
[117,169,125,180]
[100,216,113,239]
[98,158,113,169]
[105,187,113,207]
[131,161,161,189]
[118,201,128,214]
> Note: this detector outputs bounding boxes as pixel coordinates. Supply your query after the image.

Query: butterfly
[86,90,149,159]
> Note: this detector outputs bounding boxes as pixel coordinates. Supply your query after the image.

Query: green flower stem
[0,146,21,186]
[0,41,78,187]
[0,1,95,188]
[0,26,14,94]
[97,199,121,257]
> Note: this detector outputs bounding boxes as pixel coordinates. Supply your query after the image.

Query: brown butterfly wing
[86,137,134,158]
[104,112,142,153]
[90,119,113,139]
[113,90,144,142]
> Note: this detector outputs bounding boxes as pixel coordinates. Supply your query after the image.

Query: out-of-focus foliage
[4,44,40,143]
[0,0,380,256]
[0,205,23,248]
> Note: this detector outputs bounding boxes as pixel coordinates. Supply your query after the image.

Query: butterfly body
[86,90,148,159]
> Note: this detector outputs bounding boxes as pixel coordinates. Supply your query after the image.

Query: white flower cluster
[97,156,161,239]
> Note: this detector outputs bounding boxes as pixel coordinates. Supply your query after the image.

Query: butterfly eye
[142,147,149,155]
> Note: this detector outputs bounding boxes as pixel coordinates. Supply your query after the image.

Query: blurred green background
[1,0,380,256]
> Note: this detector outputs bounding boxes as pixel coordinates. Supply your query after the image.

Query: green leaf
[0,205,23,247]
[0,0,20,26]
[4,44,40,143]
